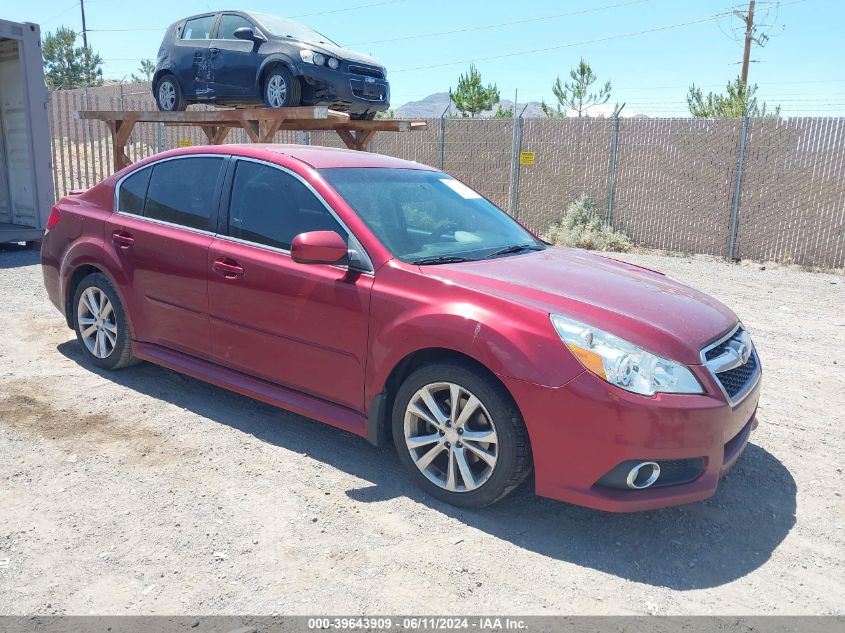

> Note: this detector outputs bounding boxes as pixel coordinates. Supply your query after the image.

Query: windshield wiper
[485,243,544,259]
[411,255,474,265]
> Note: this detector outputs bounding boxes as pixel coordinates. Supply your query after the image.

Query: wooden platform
[78,106,427,171]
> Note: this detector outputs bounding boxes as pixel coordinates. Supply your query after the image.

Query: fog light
[328,57,339,69]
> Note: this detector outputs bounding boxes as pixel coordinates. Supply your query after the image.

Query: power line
[344,0,651,47]
[391,0,811,73]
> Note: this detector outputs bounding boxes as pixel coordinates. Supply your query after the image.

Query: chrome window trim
[226,156,374,273]
[699,323,761,406]
[112,153,374,275]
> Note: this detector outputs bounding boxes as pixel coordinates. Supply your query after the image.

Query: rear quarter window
[143,157,224,231]
[117,167,151,215]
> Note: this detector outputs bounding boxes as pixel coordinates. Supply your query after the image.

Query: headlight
[327,57,339,69]
[300,49,314,64]
[550,314,702,396]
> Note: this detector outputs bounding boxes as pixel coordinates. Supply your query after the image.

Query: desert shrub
[541,194,631,252]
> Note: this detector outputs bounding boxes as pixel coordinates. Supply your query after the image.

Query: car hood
[420,247,738,365]
[296,40,384,68]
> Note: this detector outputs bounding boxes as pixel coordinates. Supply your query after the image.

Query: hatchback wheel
[73,273,136,370]
[263,67,300,109]
[155,75,187,112]
[392,361,532,507]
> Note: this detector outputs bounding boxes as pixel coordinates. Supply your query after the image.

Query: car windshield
[251,13,337,46]
[319,168,545,264]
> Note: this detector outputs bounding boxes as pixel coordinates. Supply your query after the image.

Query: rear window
[182,15,214,40]
[117,167,151,215]
[144,157,224,231]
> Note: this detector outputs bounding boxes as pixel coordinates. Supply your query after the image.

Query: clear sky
[10,0,844,116]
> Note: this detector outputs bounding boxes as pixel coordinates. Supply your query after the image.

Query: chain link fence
[48,83,845,268]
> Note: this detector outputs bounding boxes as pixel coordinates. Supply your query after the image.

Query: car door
[106,155,227,359]
[209,13,262,99]
[174,14,217,98]
[207,158,374,411]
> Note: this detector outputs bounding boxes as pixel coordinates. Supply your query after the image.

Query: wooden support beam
[77,107,428,172]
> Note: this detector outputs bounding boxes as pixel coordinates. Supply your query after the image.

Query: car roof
[186,144,437,170]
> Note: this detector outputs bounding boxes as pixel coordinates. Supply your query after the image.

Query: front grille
[350,78,387,101]
[704,327,745,361]
[349,64,384,79]
[717,351,758,398]
[703,326,760,402]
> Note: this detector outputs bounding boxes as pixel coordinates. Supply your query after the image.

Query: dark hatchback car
[153,10,390,119]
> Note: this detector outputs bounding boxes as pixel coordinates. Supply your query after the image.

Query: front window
[319,168,544,264]
[217,14,254,40]
[250,13,337,46]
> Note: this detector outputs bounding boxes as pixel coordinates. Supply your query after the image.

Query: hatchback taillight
[45,206,61,232]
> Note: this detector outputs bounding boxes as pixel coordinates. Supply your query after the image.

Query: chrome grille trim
[700,324,761,406]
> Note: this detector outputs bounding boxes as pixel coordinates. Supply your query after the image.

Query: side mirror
[234,27,264,42]
[291,231,348,265]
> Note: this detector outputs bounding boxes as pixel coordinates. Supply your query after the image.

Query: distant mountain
[394,93,643,119]
[395,92,546,119]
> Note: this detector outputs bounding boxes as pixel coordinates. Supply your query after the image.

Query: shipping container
[0,19,53,244]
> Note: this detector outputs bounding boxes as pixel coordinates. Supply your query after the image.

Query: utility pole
[80,0,89,49]
[734,0,756,85]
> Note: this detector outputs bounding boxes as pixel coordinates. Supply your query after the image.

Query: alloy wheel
[403,382,499,492]
[77,287,117,359]
[267,74,288,108]
[158,81,176,111]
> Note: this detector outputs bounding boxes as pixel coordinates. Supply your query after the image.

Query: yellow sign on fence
[519,151,535,165]
[177,139,192,148]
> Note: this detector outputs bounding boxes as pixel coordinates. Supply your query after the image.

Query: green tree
[130,58,156,82]
[376,108,396,119]
[542,58,611,118]
[493,105,513,118]
[687,78,780,117]
[42,26,103,89]
[449,64,500,118]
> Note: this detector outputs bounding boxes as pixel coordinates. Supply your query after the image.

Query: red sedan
[41,144,761,511]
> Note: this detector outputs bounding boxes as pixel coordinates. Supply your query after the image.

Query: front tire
[263,67,300,109]
[392,361,532,508]
[155,74,187,112]
[72,273,135,370]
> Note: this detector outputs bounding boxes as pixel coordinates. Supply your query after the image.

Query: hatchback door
[207,159,373,410]
[208,13,262,99]
[105,155,227,359]
[173,14,217,98]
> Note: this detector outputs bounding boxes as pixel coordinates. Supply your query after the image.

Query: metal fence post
[509,111,525,218]
[606,111,621,224]
[119,82,125,110]
[727,114,750,261]
[297,131,311,145]
[438,103,450,170]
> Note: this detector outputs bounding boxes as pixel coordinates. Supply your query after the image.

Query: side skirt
[133,341,368,438]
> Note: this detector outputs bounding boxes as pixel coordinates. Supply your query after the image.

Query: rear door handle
[212,258,244,279]
[112,231,135,249]
[209,47,220,55]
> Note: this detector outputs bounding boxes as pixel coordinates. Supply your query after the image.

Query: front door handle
[112,230,135,249]
[212,258,244,279]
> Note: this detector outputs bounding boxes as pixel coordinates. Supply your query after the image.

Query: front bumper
[501,366,761,512]
[296,63,390,116]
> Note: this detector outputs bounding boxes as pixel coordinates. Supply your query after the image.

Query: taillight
[45,206,61,232]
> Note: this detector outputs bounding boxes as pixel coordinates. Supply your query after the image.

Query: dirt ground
[0,245,843,616]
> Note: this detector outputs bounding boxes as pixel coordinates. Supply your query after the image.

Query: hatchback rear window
[182,15,214,40]
[144,157,224,231]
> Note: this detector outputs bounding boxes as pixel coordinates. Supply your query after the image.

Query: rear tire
[263,66,300,109]
[392,361,532,508]
[155,74,187,112]
[72,273,136,370]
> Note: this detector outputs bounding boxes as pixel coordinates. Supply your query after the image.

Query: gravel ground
[0,245,843,616]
